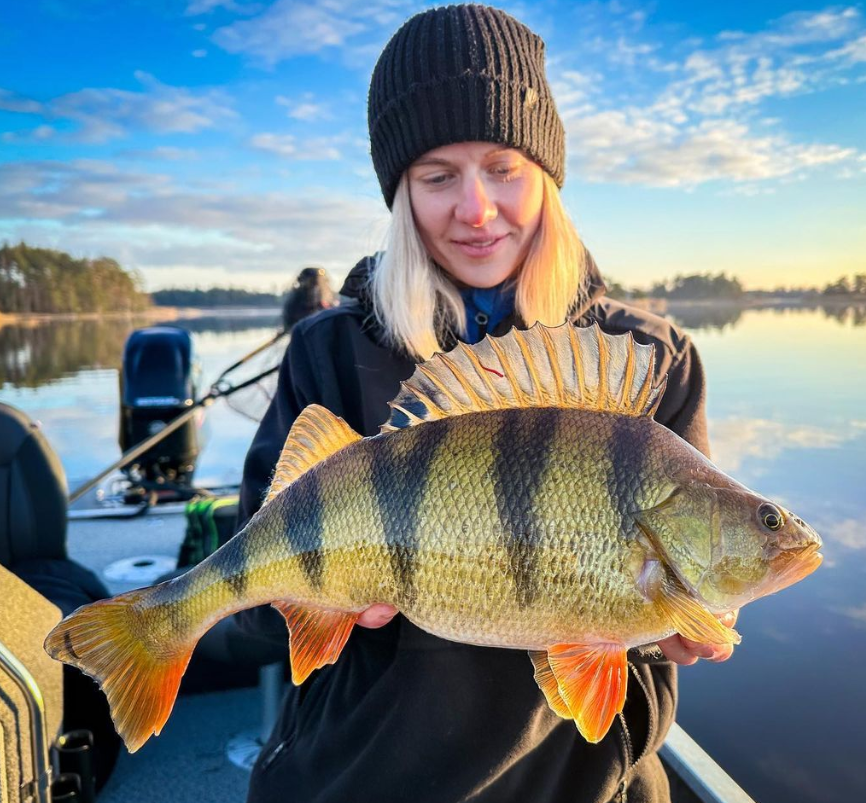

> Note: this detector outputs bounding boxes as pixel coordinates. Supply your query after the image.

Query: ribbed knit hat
[368,4,565,208]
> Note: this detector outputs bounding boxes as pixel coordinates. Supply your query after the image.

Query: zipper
[616,712,634,803]
[627,662,657,771]
[259,734,294,772]
[616,662,661,800]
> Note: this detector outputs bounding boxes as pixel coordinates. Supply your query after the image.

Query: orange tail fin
[44,589,194,753]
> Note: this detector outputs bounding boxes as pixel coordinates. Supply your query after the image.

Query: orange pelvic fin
[541,642,629,743]
[44,590,193,753]
[272,602,359,685]
[658,578,741,645]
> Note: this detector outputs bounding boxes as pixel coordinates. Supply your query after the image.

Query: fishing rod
[213,328,287,386]
[68,359,282,507]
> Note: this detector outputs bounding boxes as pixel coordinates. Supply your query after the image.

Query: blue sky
[1,1,864,291]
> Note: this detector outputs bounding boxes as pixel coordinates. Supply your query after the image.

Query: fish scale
[44,322,822,751]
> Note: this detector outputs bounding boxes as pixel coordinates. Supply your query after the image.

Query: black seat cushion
[0,403,67,565]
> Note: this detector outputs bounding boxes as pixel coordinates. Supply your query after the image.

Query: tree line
[607,272,866,300]
[0,242,150,314]
[151,287,284,307]
[3,241,862,314]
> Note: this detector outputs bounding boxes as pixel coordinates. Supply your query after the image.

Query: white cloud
[822,519,866,551]
[213,0,363,63]
[210,0,412,65]
[0,88,44,114]
[186,0,252,15]
[1,125,55,143]
[707,417,850,473]
[249,133,343,160]
[568,115,855,186]
[192,49,208,58]
[0,73,235,143]
[0,159,388,287]
[555,7,866,188]
[120,146,201,161]
[276,94,331,122]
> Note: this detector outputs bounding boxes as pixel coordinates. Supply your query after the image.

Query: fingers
[658,610,740,665]
[357,603,399,629]
[718,610,738,629]
[656,634,700,665]
[679,636,735,663]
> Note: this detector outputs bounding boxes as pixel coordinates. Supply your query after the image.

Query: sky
[0,0,864,292]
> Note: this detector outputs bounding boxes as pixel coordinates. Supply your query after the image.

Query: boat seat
[0,402,121,791]
[0,403,67,565]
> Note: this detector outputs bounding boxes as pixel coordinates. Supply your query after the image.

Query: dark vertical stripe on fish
[370,422,450,603]
[493,408,558,608]
[151,574,196,630]
[286,470,325,590]
[607,414,641,524]
[208,524,251,600]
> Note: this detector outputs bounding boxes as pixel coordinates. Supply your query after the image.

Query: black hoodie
[238,255,710,803]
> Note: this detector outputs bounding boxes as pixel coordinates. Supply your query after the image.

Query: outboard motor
[119,326,201,489]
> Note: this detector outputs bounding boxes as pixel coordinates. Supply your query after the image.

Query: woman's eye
[491,164,520,180]
[422,173,451,186]
[758,503,784,531]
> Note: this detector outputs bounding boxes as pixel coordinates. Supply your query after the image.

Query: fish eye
[759,503,784,531]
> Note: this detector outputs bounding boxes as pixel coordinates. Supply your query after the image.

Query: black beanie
[368,3,566,208]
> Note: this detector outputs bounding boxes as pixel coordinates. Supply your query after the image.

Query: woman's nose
[454,177,497,227]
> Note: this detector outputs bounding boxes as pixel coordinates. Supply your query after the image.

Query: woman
[238,5,733,802]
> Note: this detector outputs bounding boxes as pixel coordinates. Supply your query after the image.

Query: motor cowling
[118,326,200,487]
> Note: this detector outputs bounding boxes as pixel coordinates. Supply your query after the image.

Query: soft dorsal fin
[264,404,361,504]
[381,322,666,433]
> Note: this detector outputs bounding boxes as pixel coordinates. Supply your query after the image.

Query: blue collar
[459,282,516,342]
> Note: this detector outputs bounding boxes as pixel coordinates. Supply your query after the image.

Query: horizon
[1,1,864,292]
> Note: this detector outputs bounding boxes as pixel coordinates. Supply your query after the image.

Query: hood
[339,250,608,322]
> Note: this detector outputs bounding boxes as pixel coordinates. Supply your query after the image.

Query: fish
[44,322,823,752]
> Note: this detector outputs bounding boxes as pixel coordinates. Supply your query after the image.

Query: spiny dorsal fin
[381,322,666,433]
[265,404,361,503]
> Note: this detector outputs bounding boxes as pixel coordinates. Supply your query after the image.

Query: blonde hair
[371,171,587,361]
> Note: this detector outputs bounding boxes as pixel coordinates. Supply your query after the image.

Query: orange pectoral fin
[657,578,741,646]
[272,602,359,685]
[546,642,628,744]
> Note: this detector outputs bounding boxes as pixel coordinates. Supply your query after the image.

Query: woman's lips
[452,234,508,258]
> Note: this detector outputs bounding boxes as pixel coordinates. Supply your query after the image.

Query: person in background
[281,266,336,333]
[237,5,735,802]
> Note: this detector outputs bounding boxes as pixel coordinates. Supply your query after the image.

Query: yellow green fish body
[44,323,823,751]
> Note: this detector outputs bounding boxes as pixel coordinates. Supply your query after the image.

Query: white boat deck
[68,507,260,803]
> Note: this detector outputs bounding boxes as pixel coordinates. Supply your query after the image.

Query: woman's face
[407,142,544,288]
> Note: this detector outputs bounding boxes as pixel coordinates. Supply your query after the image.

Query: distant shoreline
[1,297,862,329]
[622,295,866,314]
[0,306,234,329]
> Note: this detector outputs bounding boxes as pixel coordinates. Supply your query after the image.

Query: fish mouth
[764,543,823,595]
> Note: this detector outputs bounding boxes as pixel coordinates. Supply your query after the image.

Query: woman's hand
[357,604,399,629]
[656,610,739,665]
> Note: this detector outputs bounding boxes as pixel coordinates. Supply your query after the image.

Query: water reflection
[0,313,281,388]
[1,318,133,388]
[677,307,866,803]
[665,300,866,332]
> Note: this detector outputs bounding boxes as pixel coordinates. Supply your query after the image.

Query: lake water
[2,306,864,802]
